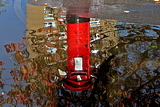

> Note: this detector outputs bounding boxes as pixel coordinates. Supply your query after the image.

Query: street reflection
[0,2,160,107]
[28,0,160,25]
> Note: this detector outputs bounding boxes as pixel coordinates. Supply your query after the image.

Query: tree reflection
[0,0,9,14]
[0,7,67,106]
[104,23,160,106]
[1,33,64,106]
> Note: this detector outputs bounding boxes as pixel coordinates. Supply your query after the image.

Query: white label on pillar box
[74,57,83,70]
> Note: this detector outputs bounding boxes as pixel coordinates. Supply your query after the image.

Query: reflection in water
[0,0,9,14]
[28,0,160,25]
[107,23,160,106]
[1,5,67,107]
[0,3,160,107]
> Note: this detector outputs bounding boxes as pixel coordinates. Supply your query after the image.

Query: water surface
[0,0,160,106]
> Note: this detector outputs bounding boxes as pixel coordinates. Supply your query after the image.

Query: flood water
[0,0,160,107]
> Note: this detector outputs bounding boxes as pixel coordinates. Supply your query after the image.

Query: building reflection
[1,4,67,106]
[90,18,118,69]
[25,5,67,82]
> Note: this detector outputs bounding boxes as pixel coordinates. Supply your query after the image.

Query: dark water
[0,0,160,107]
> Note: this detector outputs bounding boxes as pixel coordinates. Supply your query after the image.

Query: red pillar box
[63,14,92,91]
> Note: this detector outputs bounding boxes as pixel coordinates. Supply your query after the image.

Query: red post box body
[64,14,92,91]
